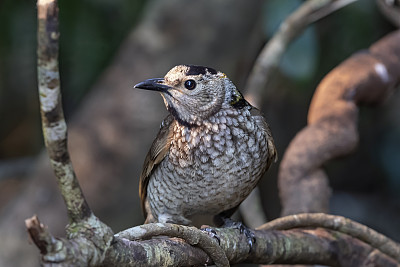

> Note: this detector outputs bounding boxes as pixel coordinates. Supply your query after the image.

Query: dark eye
[184,79,196,90]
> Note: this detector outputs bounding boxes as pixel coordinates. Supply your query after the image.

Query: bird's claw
[239,224,256,250]
[201,227,221,245]
[221,218,256,252]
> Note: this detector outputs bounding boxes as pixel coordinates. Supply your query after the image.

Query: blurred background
[0,0,399,265]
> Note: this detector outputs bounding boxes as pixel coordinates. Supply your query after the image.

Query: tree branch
[27,213,400,266]
[244,0,357,108]
[109,217,400,266]
[258,213,400,262]
[37,0,90,223]
[31,1,115,265]
[26,214,114,266]
[116,223,229,267]
[241,0,357,230]
[278,30,400,216]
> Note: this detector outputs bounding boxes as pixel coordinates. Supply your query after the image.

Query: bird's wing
[250,107,278,165]
[139,114,175,218]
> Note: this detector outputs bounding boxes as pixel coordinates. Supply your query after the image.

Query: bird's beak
[134,78,172,93]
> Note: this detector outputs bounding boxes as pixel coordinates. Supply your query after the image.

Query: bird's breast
[148,108,270,219]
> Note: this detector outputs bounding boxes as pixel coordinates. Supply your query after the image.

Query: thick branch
[278,30,400,216]
[27,214,400,266]
[258,213,400,262]
[244,0,357,108]
[102,237,212,267]
[105,217,399,266]
[116,223,229,267]
[37,0,90,222]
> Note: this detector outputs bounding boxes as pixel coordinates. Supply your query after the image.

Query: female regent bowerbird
[134,65,277,231]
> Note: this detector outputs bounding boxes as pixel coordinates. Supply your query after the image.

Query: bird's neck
[167,105,197,129]
[168,101,252,131]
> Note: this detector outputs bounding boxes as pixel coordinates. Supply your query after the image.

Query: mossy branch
[109,214,400,266]
[31,1,114,265]
[37,0,90,223]
[27,213,400,266]
[258,213,400,262]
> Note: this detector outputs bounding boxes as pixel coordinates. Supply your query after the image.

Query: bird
[134,64,277,228]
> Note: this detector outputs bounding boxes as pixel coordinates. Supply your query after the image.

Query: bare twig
[37,0,90,222]
[25,215,61,256]
[241,0,357,231]
[258,213,400,262]
[29,1,115,265]
[278,30,400,216]
[26,214,114,266]
[244,0,357,108]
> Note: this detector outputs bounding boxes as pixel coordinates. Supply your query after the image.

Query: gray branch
[37,0,90,223]
[244,0,357,108]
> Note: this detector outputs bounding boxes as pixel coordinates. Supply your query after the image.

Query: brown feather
[139,114,175,218]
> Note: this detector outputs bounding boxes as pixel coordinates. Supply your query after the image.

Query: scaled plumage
[134,65,277,225]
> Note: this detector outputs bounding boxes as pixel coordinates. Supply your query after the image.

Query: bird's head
[134,65,246,127]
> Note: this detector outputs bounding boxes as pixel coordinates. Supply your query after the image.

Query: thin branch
[244,0,357,108]
[258,213,400,262]
[30,1,115,266]
[25,215,61,256]
[26,214,114,266]
[37,0,90,222]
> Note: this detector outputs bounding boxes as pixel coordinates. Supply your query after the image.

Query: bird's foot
[200,226,221,245]
[220,217,256,252]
